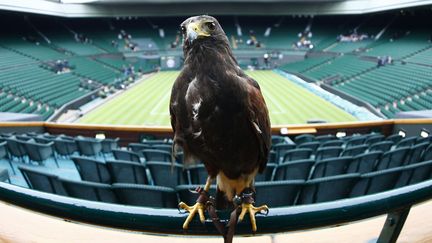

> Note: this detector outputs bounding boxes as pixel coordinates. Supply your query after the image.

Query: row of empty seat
[279,15,432,119]
[333,62,432,117]
[0,15,157,120]
[286,55,377,82]
[16,156,432,208]
[0,131,430,209]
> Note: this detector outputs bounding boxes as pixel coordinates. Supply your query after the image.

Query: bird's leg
[179,176,213,229]
[236,188,269,232]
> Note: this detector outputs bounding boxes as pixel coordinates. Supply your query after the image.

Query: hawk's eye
[206,22,216,31]
[181,26,186,34]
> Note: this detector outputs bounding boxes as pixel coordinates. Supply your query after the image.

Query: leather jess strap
[206,199,239,243]
[194,188,226,237]
[192,187,242,243]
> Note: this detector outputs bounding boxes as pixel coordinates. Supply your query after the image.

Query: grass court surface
[78,70,356,126]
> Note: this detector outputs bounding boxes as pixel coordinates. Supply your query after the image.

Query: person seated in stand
[377,57,384,67]
[386,56,393,64]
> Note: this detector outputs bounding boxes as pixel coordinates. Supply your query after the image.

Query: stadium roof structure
[0,0,431,17]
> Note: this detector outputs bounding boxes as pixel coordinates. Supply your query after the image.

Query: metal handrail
[0,179,431,237]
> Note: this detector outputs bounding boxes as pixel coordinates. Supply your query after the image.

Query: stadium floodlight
[420,129,430,138]
[336,132,346,138]
[398,129,406,138]
[95,133,106,139]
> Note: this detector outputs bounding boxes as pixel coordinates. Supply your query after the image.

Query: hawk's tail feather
[172,136,200,170]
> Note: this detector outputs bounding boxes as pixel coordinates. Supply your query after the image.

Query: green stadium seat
[255,180,305,207]
[298,173,360,204]
[71,156,112,184]
[60,179,118,203]
[106,160,149,184]
[310,156,353,179]
[273,159,314,181]
[112,183,178,208]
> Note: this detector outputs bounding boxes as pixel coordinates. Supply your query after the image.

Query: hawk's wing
[244,75,271,173]
[169,71,191,133]
[169,71,190,157]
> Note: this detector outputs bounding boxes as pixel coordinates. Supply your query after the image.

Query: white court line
[150,92,171,115]
[262,91,286,115]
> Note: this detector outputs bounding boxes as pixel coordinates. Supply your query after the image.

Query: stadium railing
[1,171,432,242]
[0,119,431,242]
[0,119,429,143]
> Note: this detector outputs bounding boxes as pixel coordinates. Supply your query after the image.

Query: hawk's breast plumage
[170,15,271,204]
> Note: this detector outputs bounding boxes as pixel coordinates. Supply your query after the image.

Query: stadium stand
[0,63,87,119]
[69,57,123,85]
[273,12,432,119]
[282,55,377,82]
[0,46,37,69]
[1,38,67,61]
[333,62,432,117]
[0,10,431,121]
[407,47,432,65]
[0,130,430,210]
[0,114,430,243]
[2,2,432,241]
[0,13,158,121]
[280,56,335,74]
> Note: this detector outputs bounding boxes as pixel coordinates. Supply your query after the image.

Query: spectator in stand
[55,60,64,73]
[377,57,384,67]
[386,56,393,64]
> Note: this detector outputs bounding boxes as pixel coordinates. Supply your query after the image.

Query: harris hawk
[169,15,271,233]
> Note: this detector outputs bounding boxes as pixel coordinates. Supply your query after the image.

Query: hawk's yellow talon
[237,203,269,232]
[179,177,213,230]
[179,201,206,229]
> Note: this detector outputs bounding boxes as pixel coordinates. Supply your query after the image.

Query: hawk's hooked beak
[186,22,210,43]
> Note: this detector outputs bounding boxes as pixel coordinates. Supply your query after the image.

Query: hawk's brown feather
[169,15,271,204]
